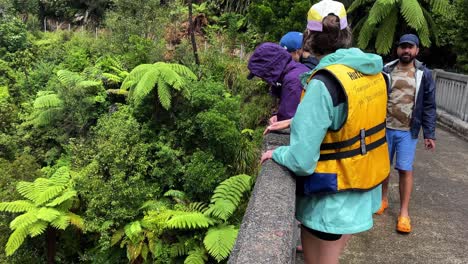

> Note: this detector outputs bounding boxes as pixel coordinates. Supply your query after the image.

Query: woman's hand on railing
[263,119,292,135]
[260,150,274,164]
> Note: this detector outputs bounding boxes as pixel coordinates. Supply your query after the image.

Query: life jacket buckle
[360,129,367,155]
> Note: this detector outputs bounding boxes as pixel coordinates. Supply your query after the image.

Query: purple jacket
[248,43,309,121]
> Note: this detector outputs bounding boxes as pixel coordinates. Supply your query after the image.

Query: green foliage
[203,225,238,262]
[0,166,83,256]
[0,15,29,54]
[351,0,451,54]
[247,0,314,42]
[205,175,252,221]
[122,62,197,110]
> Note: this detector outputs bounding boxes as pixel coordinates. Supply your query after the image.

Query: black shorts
[302,225,342,241]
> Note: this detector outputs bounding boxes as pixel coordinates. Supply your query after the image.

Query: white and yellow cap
[307,0,347,32]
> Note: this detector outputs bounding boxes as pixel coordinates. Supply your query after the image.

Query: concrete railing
[433,69,468,140]
[433,69,468,122]
[228,131,297,264]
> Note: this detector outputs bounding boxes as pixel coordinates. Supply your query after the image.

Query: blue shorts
[386,128,418,171]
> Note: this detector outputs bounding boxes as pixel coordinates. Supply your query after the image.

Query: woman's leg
[301,226,351,264]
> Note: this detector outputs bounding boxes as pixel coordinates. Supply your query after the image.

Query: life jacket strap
[319,135,387,161]
[320,121,386,150]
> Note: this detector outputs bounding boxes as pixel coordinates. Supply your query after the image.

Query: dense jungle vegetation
[0,0,466,263]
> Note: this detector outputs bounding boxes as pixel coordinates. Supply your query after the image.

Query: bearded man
[376,34,436,234]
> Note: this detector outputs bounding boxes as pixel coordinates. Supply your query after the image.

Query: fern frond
[416,16,431,48]
[400,0,424,30]
[210,175,251,205]
[77,80,102,89]
[102,73,123,83]
[422,7,439,46]
[203,225,238,262]
[357,17,376,49]
[10,211,38,230]
[347,0,374,13]
[164,190,187,200]
[166,212,214,229]
[430,0,449,14]
[57,70,84,86]
[124,221,143,244]
[5,227,28,256]
[34,185,67,206]
[139,200,170,212]
[46,190,77,207]
[167,64,197,81]
[367,0,396,25]
[184,247,207,264]
[0,201,36,213]
[132,69,159,105]
[67,212,84,230]
[142,209,174,230]
[49,166,71,186]
[33,93,63,109]
[187,202,208,213]
[204,200,236,221]
[34,108,62,126]
[171,241,190,257]
[28,221,48,237]
[158,66,185,90]
[375,6,398,54]
[36,207,61,222]
[121,64,154,91]
[50,214,70,230]
[157,79,172,110]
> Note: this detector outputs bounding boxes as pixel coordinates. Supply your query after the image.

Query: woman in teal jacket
[261,1,385,263]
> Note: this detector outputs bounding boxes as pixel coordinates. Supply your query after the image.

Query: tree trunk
[188,0,200,66]
[46,227,57,264]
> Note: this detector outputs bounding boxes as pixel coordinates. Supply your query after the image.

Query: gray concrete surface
[229,132,298,264]
[297,126,468,264]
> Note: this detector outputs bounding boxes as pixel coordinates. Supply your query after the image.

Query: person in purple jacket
[247,42,310,124]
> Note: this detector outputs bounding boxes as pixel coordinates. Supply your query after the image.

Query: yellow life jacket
[302,64,390,194]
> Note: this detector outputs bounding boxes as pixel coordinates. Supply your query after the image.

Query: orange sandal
[375,200,388,215]
[397,216,412,233]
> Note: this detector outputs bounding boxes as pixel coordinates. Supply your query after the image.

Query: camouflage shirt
[387,63,416,130]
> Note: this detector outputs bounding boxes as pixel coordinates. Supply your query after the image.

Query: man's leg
[398,169,413,218]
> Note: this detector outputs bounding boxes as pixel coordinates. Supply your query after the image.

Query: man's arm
[422,69,436,140]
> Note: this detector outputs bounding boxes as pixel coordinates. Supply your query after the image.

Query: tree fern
[121,62,196,110]
[203,225,238,262]
[0,166,82,256]
[352,0,442,54]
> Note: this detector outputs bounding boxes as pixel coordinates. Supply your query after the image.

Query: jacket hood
[301,48,383,86]
[248,42,293,85]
